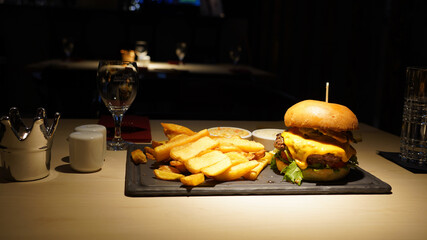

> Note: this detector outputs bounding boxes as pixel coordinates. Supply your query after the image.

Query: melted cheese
[281,130,355,170]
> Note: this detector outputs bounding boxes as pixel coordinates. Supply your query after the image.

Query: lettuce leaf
[270,150,278,170]
[281,161,303,186]
[271,150,304,185]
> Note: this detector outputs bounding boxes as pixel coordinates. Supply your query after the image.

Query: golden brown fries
[146,152,155,160]
[154,169,184,180]
[170,136,218,162]
[161,123,196,139]
[185,150,227,174]
[263,151,273,164]
[168,133,189,143]
[216,144,242,153]
[158,165,181,174]
[243,152,273,180]
[146,123,272,186]
[154,129,209,161]
[144,146,155,155]
[151,140,166,148]
[131,149,147,164]
[213,160,259,181]
[225,152,249,166]
[201,157,232,177]
[170,160,187,173]
[180,173,205,186]
[215,136,264,152]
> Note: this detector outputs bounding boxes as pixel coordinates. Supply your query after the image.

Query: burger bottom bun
[302,167,350,182]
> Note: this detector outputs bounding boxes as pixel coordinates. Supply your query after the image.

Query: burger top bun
[284,100,358,132]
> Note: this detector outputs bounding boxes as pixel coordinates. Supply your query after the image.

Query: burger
[271,100,360,185]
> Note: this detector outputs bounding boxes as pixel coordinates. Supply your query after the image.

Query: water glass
[96,61,138,151]
[176,42,187,64]
[229,45,242,65]
[135,41,148,61]
[400,67,427,165]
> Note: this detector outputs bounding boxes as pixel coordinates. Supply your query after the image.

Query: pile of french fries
[133,123,273,187]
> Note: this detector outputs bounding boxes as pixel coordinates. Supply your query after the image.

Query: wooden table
[1,119,426,240]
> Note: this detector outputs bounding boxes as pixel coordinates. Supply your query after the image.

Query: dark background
[1,0,427,136]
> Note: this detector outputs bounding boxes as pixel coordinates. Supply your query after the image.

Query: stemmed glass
[229,45,242,65]
[96,61,139,151]
[62,37,74,60]
[175,42,187,64]
[135,41,148,61]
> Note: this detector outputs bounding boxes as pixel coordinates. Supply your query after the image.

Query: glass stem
[112,112,124,143]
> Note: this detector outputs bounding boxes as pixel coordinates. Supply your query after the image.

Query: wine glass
[229,45,242,65]
[62,37,74,60]
[135,41,148,61]
[175,42,187,64]
[96,61,139,151]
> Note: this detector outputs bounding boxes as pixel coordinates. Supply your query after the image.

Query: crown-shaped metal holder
[0,107,60,181]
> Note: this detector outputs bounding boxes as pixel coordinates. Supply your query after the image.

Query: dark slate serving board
[125,144,392,197]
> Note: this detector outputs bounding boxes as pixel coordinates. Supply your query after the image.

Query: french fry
[180,173,205,186]
[215,136,264,152]
[170,160,188,173]
[152,123,271,187]
[170,136,219,162]
[169,141,192,155]
[243,158,269,180]
[131,149,147,164]
[225,152,249,166]
[169,133,189,143]
[201,157,232,177]
[185,150,227,174]
[154,129,210,161]
[144,146,155,155]
[263,151,274,164]
[151,140,166,148]
[161,123,196,139]
[153,169,184,181]
[213,160,259,181]
[197,149,214,156]
[158,165,181,174]
[216,144,242,153]
[146,152,155,160]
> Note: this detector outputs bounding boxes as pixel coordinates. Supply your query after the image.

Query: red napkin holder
[98,115,152,143]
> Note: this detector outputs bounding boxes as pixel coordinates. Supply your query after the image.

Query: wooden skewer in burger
[271,82,360,185]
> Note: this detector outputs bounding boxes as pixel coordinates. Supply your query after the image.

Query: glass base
[107,140,130,151]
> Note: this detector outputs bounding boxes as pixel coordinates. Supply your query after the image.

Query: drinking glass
[176,42,187,64]
[62,37,74,60]
[135,41,148,61]
[229,45,242,65]
[400,67,427,165]
[96,61,139,151]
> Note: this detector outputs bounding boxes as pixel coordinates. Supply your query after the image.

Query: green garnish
[281,161,303,186]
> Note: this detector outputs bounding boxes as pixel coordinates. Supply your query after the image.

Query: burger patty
[274,133,286,150]
[307,154,346,168]
[274,133,347,168]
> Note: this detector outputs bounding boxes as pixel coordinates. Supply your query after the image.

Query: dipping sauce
[252,129,284,140]
[208,127,252,139]
[252,129,284,151]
